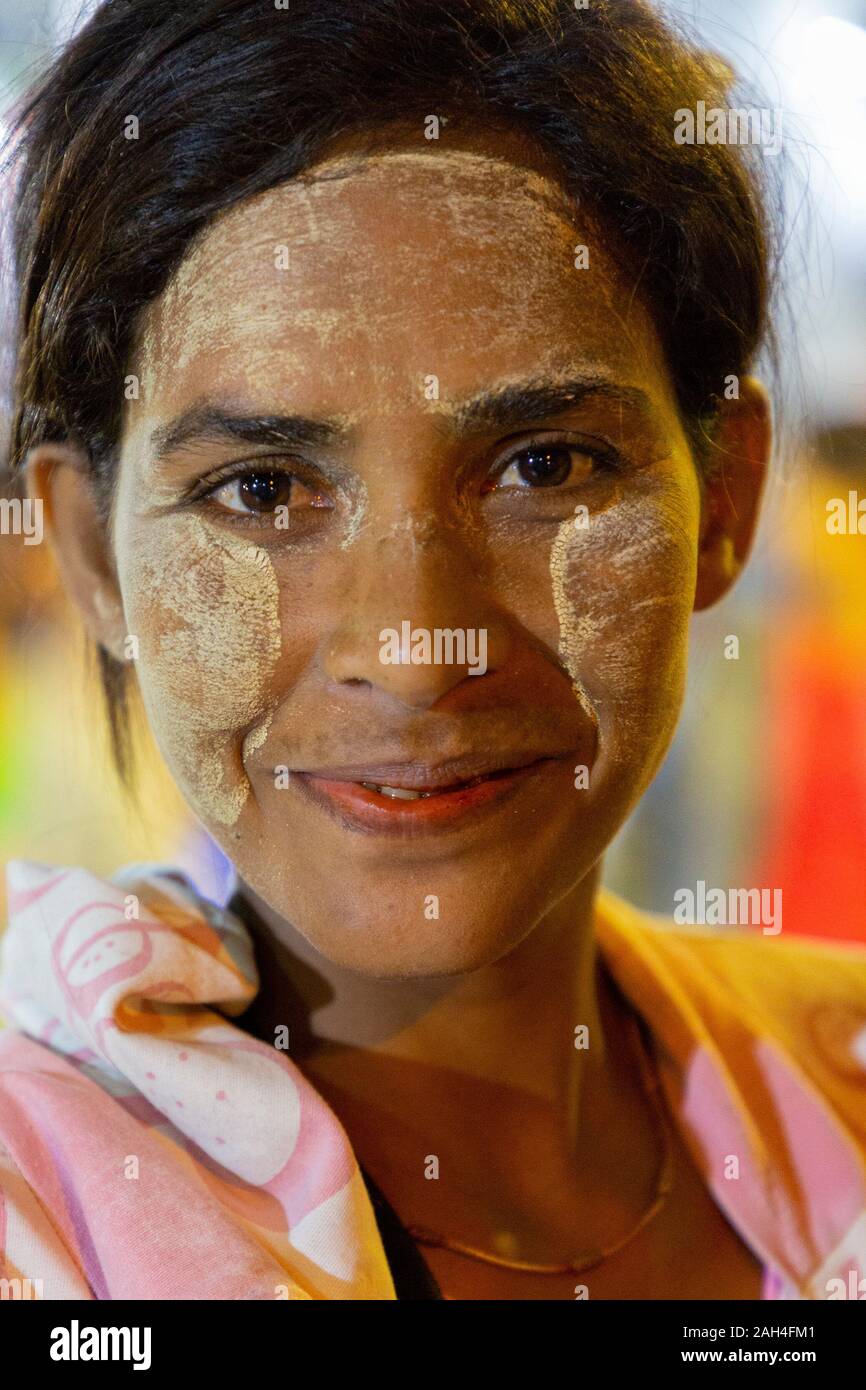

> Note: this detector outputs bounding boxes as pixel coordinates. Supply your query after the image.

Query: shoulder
[597,887,866,1135]
[598,884,866,1009]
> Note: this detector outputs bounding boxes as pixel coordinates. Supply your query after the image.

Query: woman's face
[110,128,713,975]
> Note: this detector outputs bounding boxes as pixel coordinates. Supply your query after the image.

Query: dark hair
[1,0,780,783]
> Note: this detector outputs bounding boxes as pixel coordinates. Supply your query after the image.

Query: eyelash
[490,433,622,489]
[182,434,623,522]
[180,457,321,528]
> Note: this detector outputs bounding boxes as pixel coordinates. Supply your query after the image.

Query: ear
[693,376,772,611]
[26,443,128,660]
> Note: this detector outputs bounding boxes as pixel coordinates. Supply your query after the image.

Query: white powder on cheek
[549,514,599,724]
[126,516,282,826]
[548,485,697,754]
[339,477,369,550]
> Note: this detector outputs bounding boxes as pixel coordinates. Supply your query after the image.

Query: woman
[1,0,865,1301]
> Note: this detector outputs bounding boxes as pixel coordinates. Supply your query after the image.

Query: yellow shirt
[596,887,866,1299]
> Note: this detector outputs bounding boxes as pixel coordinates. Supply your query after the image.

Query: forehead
[131,149,669,420]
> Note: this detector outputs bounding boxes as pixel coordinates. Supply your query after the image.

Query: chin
[231,811,609,978]
[286,903,536,979]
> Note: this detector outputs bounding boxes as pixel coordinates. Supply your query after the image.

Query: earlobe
[25,443,128,659]
[693,377,772,612]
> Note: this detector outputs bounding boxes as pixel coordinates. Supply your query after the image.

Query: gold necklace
[404,1006,675,1275]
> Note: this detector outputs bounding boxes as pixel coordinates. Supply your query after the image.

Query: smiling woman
[1,0,865,1307]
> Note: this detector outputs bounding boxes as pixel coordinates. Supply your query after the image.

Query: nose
[323,511,511,710]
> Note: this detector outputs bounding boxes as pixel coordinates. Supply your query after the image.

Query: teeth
[361,782,434,800]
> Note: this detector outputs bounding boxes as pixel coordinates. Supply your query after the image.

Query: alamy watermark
[0,496,43,545]
[674,101,783,157]
[49,1320,151,1369]
[0,1275,44,1299]
[826,490,866,534]
[379,622,488,675]
[673,880,782,935]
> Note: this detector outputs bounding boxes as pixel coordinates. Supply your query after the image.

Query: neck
[233,864,666,1256]
[233,862,640,1144]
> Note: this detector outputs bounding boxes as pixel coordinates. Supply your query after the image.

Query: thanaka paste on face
[548,471,697,788]
[549,515,597,724]
[132,148,624,417]
[116,505,281,827]
[117,145,694,867]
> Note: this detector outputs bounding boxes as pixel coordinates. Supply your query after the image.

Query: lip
[296,750,561,790]
[292,756,569,835]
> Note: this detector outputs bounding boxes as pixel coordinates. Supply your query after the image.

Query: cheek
[549,481,699,768]
[118,515,282,827]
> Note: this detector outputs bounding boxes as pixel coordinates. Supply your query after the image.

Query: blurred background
[0,0,864,939]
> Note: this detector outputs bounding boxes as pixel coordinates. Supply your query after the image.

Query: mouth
[292,756,570,834]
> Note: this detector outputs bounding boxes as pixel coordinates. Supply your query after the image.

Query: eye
[492,443,599,491]
[207,469,331,515]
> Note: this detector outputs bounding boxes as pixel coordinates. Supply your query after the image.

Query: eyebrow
[445,375,653,436]
[148,405,351,462]
[147,376,654,463]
